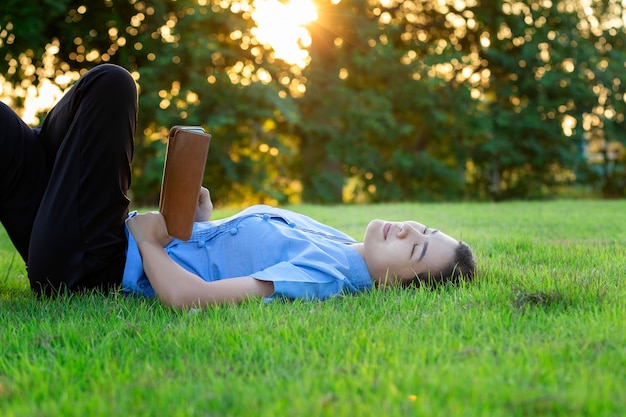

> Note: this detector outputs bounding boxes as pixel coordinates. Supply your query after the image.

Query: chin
[367,219,383,232]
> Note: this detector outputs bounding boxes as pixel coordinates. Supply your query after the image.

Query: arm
[127,211,273,308]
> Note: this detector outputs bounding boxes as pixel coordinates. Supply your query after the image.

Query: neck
[349,242,364,257]
[350,243,381,285]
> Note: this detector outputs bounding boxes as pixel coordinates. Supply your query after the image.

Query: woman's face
[361,219,459,286]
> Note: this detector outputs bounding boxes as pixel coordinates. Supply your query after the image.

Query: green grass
[1,200,625,417]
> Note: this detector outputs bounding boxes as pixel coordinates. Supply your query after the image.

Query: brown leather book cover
[159,126,211,240]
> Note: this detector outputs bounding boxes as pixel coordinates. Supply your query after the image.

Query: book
[159,125,212,240]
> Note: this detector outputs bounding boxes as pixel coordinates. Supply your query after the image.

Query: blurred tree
[1,0,299,206]
[578,0,626,197]
[126,0,301,206]
[465,0,626,199]
[2,0,625,204]
[298,0,476,203]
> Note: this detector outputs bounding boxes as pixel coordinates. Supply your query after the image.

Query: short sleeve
[251,262,344,301]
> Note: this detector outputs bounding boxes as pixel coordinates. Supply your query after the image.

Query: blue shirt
[122,205,373,302]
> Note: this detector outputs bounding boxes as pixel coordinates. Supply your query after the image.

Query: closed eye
[410,243,418,258]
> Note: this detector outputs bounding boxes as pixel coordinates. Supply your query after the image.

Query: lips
[383,222,391,240]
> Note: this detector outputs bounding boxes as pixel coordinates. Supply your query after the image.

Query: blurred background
[1,0,624,207]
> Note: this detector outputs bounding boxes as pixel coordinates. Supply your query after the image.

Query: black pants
[0,64,136,296]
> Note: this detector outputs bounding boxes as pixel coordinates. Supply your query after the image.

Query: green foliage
[0,0,71,65]
[2,0,625,203]
[465,0,626,199]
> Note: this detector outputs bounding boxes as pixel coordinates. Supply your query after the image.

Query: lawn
[1,200,625,417]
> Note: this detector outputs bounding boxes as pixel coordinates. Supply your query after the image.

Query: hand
[127,211,172,247]
[194,186,213,222]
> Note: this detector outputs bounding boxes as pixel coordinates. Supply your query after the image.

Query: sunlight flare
[251,0,318,68]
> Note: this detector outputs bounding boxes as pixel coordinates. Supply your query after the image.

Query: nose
[396,223,424,239]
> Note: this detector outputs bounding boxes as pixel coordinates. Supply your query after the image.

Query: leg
[0,103,49,262]
[28,64,137,295]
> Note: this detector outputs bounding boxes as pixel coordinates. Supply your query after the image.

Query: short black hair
[403,241,476,288]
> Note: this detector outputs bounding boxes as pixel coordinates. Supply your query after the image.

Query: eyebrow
[417,230,439,262]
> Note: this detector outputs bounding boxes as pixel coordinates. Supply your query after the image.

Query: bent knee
[84,64,137,105]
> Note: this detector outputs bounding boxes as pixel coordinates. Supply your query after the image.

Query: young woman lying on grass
[1,64,476,308]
